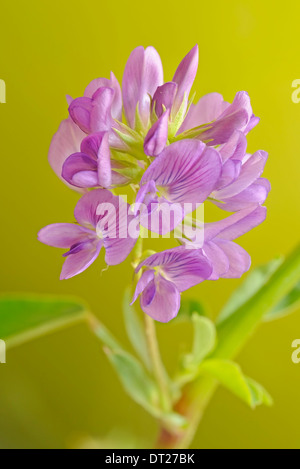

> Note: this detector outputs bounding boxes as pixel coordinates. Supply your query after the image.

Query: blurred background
[0,0,300,449]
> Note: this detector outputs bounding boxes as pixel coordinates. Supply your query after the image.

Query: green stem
[144,314,171,412]
[157,243,300,448]
[133,235,171,413]
[214,243,300,360]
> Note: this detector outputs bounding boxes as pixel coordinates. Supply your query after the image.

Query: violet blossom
[132,205,266,322]
[38,189,138,279]
[40,44,270,323]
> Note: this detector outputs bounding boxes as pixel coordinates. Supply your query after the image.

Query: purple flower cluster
[39,45,270,322]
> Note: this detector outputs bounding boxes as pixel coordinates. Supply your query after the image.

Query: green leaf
[89,316,122,352]
[214,245,300,360]
[191,315,216,363]
[264,280,300,322]
[123,289,151,370]
[176,316,216,387]
[0,293,88,348]
[113,165,143,181]
[105,344,186,429]
[200,359,252,406]
[134,102,147,134]
[90,316,162,417]
[104,348,160,417]
[199,359,272,409]
[168,93,188,138]
[176,298,207,321]
[218,257,283,325]
[246,377,273,407]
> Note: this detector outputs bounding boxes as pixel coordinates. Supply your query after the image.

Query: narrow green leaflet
[214,245,300,360]
[191,315,216,363]
[177,315,216,386]
[104,348,160,417]
[264,280,300,322]
[90,317,122,352]
[217,257,283,324]
[92,311,185,427]
[123,289,151,370]
[246,377,273,407]
[0,294,88,348]
[199,359,272,409]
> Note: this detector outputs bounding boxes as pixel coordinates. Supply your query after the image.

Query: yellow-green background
[0,0,300,449]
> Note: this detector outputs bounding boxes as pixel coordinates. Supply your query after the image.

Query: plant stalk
[144,314,171,413]
[156,243,300,448]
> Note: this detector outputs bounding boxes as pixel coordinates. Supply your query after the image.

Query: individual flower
[209,131,270,211]
[61,131,140,189]
[183,204,267,279]
[48,118,86,191]
[132,204,266,322]
[178,90,259,145]
[132,249,213,322]
[38,189,138,279]
[135,139,222,234]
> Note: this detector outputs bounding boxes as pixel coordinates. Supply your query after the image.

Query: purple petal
[214,239,251,278]
[152,82,177,118]
[60,241,102,280]
[80,132,106,159]
[216,159,242,190]
[140,275,181,323]
[68,87,114,134]
[98,194,139,264]
[141,279,157,307]
[48,118,86,191]
[144,110,169,157]
[139,202,185,236]
[219,91,254,131]
[140,140,222,205]
[84,72,122,120]
[219,131,247,163]
[212,178,271,211]
[66,95,73,106]
[104,235,138,265]
[199,91,254,145]
[74,189,114,228]
[199,109,249,145]
[204,205,267,242]
[89,87,115,132]
[202,241,230,280]
[137,248,212,292]
[214,150,268,199]
[172,45,199,115]
[132,269,155,304]
[97,132,112,188]
[63,132,112,188]
[244,115,260,134]
[69,97,93,133]
[38,223,94,248]
[180,91,256,146]
[62,153,98,188]
[180,93,229,132]
[122,46,163,128]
